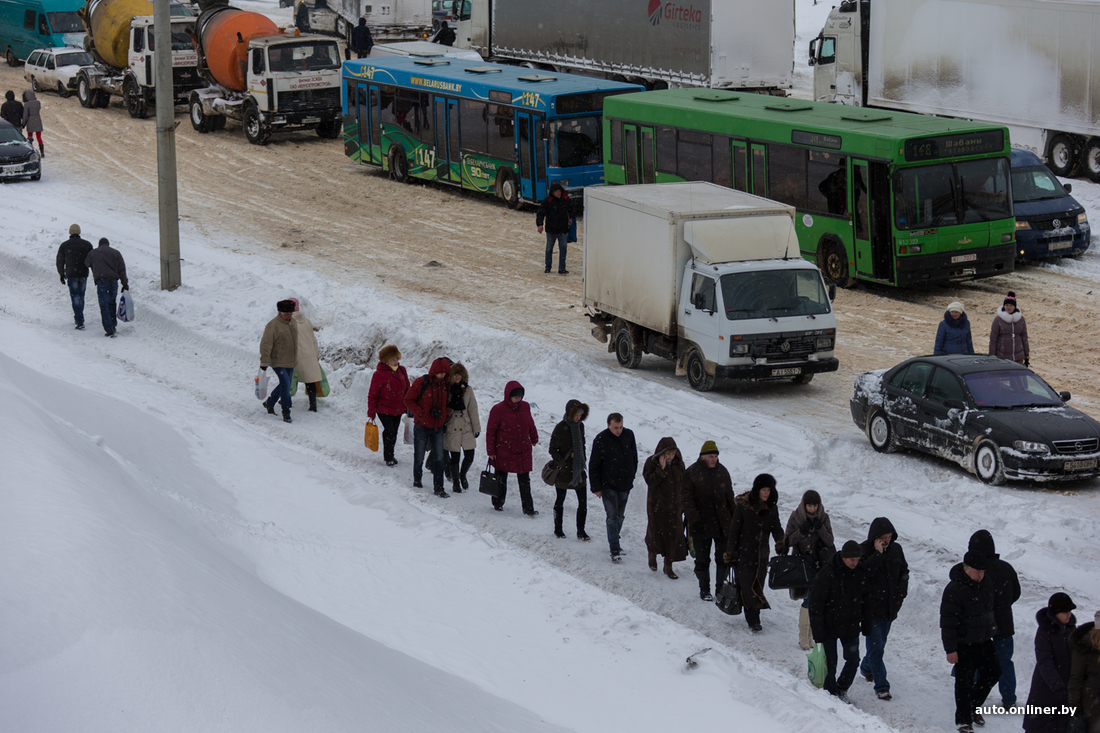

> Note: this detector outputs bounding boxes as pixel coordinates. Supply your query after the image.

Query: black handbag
[715,568,742,616]
[768,554,816,590]
[540,450,572,486]
[479,461,505,499]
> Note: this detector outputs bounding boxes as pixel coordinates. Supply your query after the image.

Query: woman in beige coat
[443,363,480,492]
[289,298,322,412]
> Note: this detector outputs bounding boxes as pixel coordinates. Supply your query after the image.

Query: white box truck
[583,182,839,391]
[809,0,1100,180]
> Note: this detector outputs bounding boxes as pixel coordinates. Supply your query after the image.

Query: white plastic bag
[255,368,270,401]
[403,414,414,445]
[117,290,135,322]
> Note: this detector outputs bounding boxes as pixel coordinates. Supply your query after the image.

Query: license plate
[1048,239,1072,251]
[1065,459,1097,471]
[2,164,24,173]
[951,253,977,263]
[303,116,320,124]
[771,367,802,377]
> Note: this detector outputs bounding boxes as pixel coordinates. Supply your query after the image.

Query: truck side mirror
[808,39,817,66]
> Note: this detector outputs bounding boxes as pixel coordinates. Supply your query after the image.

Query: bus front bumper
[894,243,1015,286]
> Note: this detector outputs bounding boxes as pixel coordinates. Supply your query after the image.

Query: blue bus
[341,55,642,207]
[1,0,84,65]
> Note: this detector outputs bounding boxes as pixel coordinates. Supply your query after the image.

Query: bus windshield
[270,42,342,72]
[721,269,831,321]
[46,12,83,33]
[549,117,600,168]
[894,157,1011,229]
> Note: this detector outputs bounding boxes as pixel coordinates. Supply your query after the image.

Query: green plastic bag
[290,365,330,397]
[807,643,826,689]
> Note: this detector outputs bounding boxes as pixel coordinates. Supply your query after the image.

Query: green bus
[603,90,1016,287]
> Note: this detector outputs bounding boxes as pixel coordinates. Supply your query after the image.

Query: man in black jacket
[84,237,129,338]
[808,540,869,700]
[588,413,637,562]
[536,182,572,274]
[968,530,1021,706]
[859,516,909,701]
[350,18,373,58]
[681,440,736,601]
[56,224,93,330]
[941,550,1001,733]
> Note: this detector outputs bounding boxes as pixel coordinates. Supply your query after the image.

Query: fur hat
[840,540,862,559]
[947,301,964,313]
[449,362,468,382]
[1003,291,1017,308]
[276,299,296,313]
[69,223,81,235]
[699,440,719,456]
[378,344,401,363]
[802,489,822,507]
[752,473,776,491]
[1048,592,1076,616]
[963,550,988,571]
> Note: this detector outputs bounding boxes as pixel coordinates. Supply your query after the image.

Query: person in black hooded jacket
[858,516,909,700]
[968,529,1022,706]
[941,550,1000,733]
[536,182,573,274]
[56,223,94,330]
[1023,592,1077,733]
[723,473,785,632]
[808,540,870,700]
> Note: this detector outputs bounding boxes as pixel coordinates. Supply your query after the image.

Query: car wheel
[1046,134,1079,177]
[685,349,715,392]
[819,239,856,289]
[243,104,269,145]
[497,169,520,209]
[30,76,40,92]
[973,439,1006,485]
[57,81,69,99]
[792,372,814,385]
[1082,139,1100,184]
[389,145,410,182]
[5,48,16,67]
[614,327,642,369]
[125,79,147,119]
[189,93,211,133]
[77,73,94,108]
[867,409,898,453]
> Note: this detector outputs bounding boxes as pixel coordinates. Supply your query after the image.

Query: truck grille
[1052,438,1099,454]
[752,336,815,359]
[277,87,340,112]
[173,67,202,89]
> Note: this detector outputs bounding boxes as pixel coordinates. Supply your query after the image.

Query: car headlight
[815,337,834,350]
[729,342,749,356]
[1015,220,1031,230]
[1013,440,1049,454]
[1078,212,1088,226]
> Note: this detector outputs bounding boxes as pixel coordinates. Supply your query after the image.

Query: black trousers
[692,531,728,593]
[955,640,1001,725]
[554,486,587,532]
[823,635,861,695]
[494,470,533,513]
[378,413,402,462]
[448,449,475,481]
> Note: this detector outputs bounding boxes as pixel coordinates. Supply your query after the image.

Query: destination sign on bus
[904,130,1004,162]
[791,130,842,149]
[556,92,619,115]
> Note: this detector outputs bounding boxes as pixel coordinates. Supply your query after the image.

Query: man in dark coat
[588,412,637,562]
[808,540,870,700]
[681,440,735,602]
[350,18,373,58]
[1024,593,1077,733]
[941,551,1001,733]
[485,381,539,514]
[56,224,93,330]
[434,20,456,46]
[404,358,452,497]
[723,473,785,632]
[295,0,311,32]
[969,529,1022,706]
[859,516,909,700]
[1,90,24,129]
[549,399,590,541]
[84,237,128,337]
[536,182,572,274]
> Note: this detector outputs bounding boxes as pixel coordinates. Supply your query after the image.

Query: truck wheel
[316,119,342,139]
[973,438,1005,485]
[77,73,94,108]
[94,89,110,108]
[30,77,40,93]
[685,350,715,392]
[244,105,269,145]
[1082,139,1100,183]
[497,169,520,209]
[614,327,642,369]
[125,79,147,119]
[57,81,69,99]
[189,94,211,133]
[389,146,410,182]
[4,48,15,67]
[1047,134,1079,177]
[819,240,855,289]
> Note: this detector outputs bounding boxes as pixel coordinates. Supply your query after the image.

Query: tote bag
[364,420,379,451]
[255,368,269,401]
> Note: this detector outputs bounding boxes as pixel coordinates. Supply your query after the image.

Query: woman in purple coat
[989,291,1030,365]
[485,381,539,515]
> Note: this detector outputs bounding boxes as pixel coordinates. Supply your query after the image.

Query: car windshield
[46,11,83,33]
[268,41,342,71]
[548,117,600,168]
[56,51,93,67]
[0,125,26,144]
[1012,165,1067,203]
[963,370,1063,408]
[720,269,832,321]
[894,157,1012,228]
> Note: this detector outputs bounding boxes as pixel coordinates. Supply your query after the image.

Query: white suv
[23,47,94,98]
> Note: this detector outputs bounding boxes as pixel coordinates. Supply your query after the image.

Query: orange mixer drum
[200,7,279,91]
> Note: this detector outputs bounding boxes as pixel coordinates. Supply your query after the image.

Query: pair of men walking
[56,224,128,337]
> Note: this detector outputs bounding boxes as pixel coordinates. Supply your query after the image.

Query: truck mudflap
[714,358,840,381]
[894,243,1015,286]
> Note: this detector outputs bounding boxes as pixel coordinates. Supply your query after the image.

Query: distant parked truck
[291,0,431,50]
[453,0,793,92]
[75,0,202,117]
[584,182,839,391]
[1,0,84,66]
[810,0,1100,181]
[186,0,343,144]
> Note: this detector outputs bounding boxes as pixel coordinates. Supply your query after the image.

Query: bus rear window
[549,117,600,168]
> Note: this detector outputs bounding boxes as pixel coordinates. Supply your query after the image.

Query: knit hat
[69,223,81,235]
[1003,291,1017,307]
[963,550,988,570]
[1048,592,1076,616]
[288,297,300,312]
[947,301,964,313]
[802,489,822,507]
[839,540,862,559]
[699,440,719,456]
[276,299,296,313]
[378,344,401,363]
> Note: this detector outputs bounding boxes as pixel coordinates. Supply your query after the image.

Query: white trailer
[810,0,1100,180]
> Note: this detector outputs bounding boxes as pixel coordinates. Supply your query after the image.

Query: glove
[811,517,824,530]
[60,275,66,284]
[1024,358,1030,368]
[723,551,738,564]
[429,407,442,419]
[122,286,128,292]
[261,366,268,372]
[691,521,704,535]
[775,541,788,556]
[474,432,480,438]
[799,520,812,534]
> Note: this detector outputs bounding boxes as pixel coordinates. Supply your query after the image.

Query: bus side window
[732,143,747,191]
[713,136,732,188]
[609,120,622,165]
[807,151,848,216]
[752,146,767,197]
[677,129,712,181]
[656,127,676,174]
[767,143,807,208]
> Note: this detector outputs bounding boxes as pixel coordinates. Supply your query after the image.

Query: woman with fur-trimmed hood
[549,399,589,541]
[643,437,688,578]
[443,362,480,493]
[989,291,1029,364]
[725,473,785,632]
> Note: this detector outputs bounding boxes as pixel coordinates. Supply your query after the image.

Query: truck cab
[240,36,343,144]
[808,0,862,105]
[127,17,200,92]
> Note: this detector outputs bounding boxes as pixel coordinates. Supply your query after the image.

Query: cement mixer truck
[186,0,343,145]
[75,0,203,117]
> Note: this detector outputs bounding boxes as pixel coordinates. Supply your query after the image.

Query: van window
[24,9,36,29]
[690,273,717,312]
[38,13,49,35]
[47,12,83,33]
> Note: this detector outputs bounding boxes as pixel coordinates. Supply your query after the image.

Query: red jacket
[367,361,410,419]
[403,358,451,429]
[485,380,539,473]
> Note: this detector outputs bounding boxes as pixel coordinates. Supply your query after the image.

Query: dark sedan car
[0,120,41,182]
[850,355,1100,484]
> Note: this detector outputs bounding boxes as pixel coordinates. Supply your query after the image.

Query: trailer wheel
[4,47,16,67]
[94,89,110,108]
[1082,139,1100,183]
[1047,134,1079,177]
[614,327,642,369]
[388,146,410,182]
[244,105,269,145]
[316,119,342,139]
[497,169,520,209]
[76,73,94,108]
[685,349,715,392]
[818,239,855,289]
[189,93,211,133]
[57,81,69,99]
[125,79,147,119]
[30,76,40,93]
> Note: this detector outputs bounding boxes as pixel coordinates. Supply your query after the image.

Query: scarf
[447,383,466,412]
[568,420,586,488]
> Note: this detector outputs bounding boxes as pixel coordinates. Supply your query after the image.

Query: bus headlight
[815,337,834,350]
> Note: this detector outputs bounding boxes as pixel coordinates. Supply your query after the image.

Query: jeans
[692,531,729,594]
[413,424,446,490]
[67,276,87,326]
[545,230,568,271]
[95,279,118,335]
[494,470,533,513]
[860,618,893,692]
[954,640,1001,725]
[993,635,1016,705]
[601,489,629,554]
[265,367,293,414]
[554,485,587,533]
[378,413,402,462]
[824,636,861,695]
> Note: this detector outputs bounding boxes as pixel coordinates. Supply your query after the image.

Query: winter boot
[798,607,813,651]
[553,508,566,538]
[648,552,658,572]
[307,383,317,412]
[663,558,678,580]
[451,478,461,494]
[38,143,44,158]
[283,412,292,423]
[696,570,712,601]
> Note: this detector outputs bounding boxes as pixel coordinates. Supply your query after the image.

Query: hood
[563,399,589,422]
[503,380,525,410]
[943,311,969,328]
[1013,192,1083,221]
[428,357,451,378]
[791,499,826,525]
[1070,622,1098,652]
[654,436,678,455]
[866,517,897,544]
[549,182,564,196]
[972,406,1100,446]
[968,529,998,558]
[449,362,468,383]
[22,90,36,102]
[1036,606,1076,635]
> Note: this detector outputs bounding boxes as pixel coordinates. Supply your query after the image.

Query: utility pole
[153,0,181,290]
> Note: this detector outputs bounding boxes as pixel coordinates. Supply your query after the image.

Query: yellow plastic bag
[365,420,379,452]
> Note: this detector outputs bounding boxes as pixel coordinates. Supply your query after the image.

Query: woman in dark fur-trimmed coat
[724,473,785,632]
[643,437,688,578]
[1023,593,1077,733]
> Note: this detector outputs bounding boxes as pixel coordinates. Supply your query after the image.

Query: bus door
[516,111,539,200]
[433,97,460,181]
[622,124,656,184]
[533,116,547,200]
[851,160,894,281]
[750,143,767,197]
[353,84,373,162]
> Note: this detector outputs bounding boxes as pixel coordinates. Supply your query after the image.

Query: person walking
[934,300,975,355]
[295,0,311,32]
[484,381,539,515]
[259,300,299,423]
[21,90,43,157]
[1069,610,1100,733]
[549,399,590,540]
[681,441,736,602]
[536,182,573,274]
[1,90,24,129]
[434,20,456,46]
[55,224,93,330]
[940,550,1000,733]
[643,437,687,579]
[367,345,410,466]
[443,362,479,493]
[859,517,909,701]
[784,489,835,650]
[588,412,637,562]
[1023,593,1078,733]
[808,540,870,701]
[404,358,452,497]
[350,17,373,58]
[724,473,785,632]
[989,291,1029,365]
[84,237,128,338]
[969,529,1022,707]
[287,298,323,413]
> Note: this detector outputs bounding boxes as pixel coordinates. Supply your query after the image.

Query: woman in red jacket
[404,358,453,497]
[367,344,410,467]
[485,381,539,515]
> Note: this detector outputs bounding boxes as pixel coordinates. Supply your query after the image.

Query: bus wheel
[497,169,520,209]
[1082,139,1100,183]
[819,240,855,289]
[389,146,410,182]
[1046,134,1079,177]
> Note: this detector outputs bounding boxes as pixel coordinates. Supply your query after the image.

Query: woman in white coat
[444,362,480,493]
[289,298,322,412]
